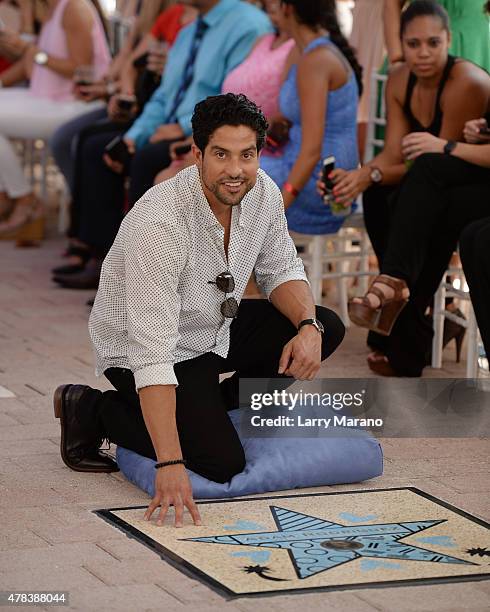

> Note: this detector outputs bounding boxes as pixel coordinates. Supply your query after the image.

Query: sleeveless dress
[260,36,359,235]
[404,55,456,135]
[30,0,111,102]
[439,0,490,73]
[375,0,490,149]
[0,0,110,140]
[222,33,295,119]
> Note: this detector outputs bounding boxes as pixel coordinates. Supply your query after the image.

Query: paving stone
[433,474,490,494]
[0,526,50,551]
[0,542,114,573]
[95,538,161,561]
[355,582,490,611]
[82,557,191,587]
[0,412,21,426]
[0,438,58,457]
[236,592,378,612]
[0,423,59,441]
[67,584,186,612]
[1,565,104,591]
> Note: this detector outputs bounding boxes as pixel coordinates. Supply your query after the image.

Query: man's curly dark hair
[191,93,269,154]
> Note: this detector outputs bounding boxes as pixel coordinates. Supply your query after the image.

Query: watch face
[35,51,48,65]
[370,168,382,183]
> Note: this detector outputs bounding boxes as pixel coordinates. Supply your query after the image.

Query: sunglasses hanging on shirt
[208,271,239,318]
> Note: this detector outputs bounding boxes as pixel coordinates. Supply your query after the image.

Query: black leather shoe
[53,384,119,473]
[52,245,92,275]
[53,258,102,289]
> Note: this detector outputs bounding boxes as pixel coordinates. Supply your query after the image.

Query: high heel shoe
[443,308,466,363]
[348,274,409,336]
[0,198,44,245]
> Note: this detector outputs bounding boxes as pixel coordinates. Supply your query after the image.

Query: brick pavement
[0,236,488,611]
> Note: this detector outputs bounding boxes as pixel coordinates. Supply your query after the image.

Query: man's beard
[202,170,254,207]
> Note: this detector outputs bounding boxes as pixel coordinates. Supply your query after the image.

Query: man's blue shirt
[126,0,271,148]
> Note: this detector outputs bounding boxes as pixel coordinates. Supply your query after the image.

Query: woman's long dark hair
[400,0,450,37]
[282,0,363,96]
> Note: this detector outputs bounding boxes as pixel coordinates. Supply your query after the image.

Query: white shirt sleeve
[124,221,188,390]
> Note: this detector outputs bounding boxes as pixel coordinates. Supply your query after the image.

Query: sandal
[348,274,409,336]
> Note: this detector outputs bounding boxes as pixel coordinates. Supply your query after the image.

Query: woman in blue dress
[261,0,362,235]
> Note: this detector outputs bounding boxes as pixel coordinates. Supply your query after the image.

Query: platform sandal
[348,274,409,336]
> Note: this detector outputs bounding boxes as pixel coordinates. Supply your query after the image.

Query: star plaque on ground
[96,488,490,597]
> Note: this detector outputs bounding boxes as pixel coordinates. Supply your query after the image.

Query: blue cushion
[116,408,383,499]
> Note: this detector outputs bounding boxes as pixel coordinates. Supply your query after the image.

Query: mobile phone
[322,155,336,194]
[174,143,192,158]
[117,94,136,111]
[104,135,132,166]
[479,126,490,135]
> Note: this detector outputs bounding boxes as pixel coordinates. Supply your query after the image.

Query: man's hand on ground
[144,464,202,528]
[278,326,322,380]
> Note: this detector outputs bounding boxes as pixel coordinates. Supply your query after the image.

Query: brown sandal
[348,274,409,336]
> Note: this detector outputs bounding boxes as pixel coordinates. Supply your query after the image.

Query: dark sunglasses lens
[216,272,235,293]
[221,297,239,318]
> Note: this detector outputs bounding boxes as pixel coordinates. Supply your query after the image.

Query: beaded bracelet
[283,181,300,198]
[154,459,186,469]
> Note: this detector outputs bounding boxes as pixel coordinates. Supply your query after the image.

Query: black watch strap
[443,140,457,155]
[298,318,324,334]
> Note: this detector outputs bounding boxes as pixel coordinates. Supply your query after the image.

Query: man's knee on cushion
[192,444,246,484]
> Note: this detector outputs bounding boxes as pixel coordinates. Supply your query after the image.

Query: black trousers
[363,154,490,376]
[73,120,130,250]
[76,137,177,254]
[460,217,490,358]
[96,300,345,484]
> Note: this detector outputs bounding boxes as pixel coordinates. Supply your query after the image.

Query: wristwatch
[298,318,324,335]
[368,166,383,184]
[34,51,48,66]
[443,140,457,155]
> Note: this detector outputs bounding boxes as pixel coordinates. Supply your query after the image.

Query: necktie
[166,17,208,123]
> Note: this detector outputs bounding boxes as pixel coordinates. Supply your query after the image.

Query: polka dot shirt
[89,165,307,390]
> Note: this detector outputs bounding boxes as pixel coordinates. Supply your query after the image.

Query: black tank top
[403,55,456,136]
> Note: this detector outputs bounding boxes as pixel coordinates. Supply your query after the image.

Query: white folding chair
[291,213,375,327]
[432,265,480,377]
[364,71,388,162]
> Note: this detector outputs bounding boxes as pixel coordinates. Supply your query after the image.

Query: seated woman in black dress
[351,117,490,371]
[320,0,490,376]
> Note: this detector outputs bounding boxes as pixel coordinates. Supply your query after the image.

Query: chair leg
[336,236,350,327]
[466,307,478,378]
[40,141,48,202]
[359,229,370,294]
[309,235,323,304]
[431,279,446,369]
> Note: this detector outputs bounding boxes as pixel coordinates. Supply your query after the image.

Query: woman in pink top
[221,5,295,118]
[0,0,111,238]
[153,0,297,184]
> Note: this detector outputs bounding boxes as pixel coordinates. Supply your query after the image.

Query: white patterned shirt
[89,165,308,390]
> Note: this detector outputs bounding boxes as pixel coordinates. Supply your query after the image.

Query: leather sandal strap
[376,274,407,298]
[366,285,387,306]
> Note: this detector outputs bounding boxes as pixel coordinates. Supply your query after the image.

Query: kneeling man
[54,94,345,527]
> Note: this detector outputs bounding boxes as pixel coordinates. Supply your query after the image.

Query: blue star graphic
[182,506,476,579]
